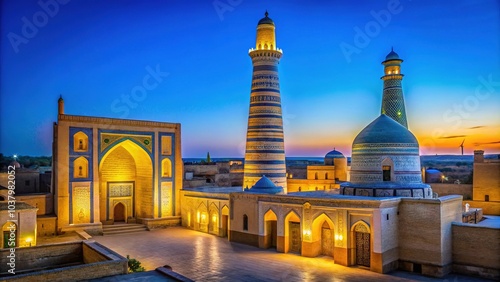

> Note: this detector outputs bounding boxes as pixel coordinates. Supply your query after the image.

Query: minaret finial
[265,10,268,17]
[391,46,394,52]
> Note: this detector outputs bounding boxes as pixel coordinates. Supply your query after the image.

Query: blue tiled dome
[325,149,345,159]
[385,49,400,61]
[258,11,274,26]
[246,175,283,194]
[353,114,418,145]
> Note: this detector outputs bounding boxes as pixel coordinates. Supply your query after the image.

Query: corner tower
[243,12,287,192]
[381,48,408,128]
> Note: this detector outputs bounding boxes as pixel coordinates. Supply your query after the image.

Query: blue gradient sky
[1,0,499,158]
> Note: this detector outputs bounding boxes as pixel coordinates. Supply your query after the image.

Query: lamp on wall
[26,237,32,247]
[335,234,343,241]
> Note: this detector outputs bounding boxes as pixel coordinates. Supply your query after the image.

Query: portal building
[53,97,183,233]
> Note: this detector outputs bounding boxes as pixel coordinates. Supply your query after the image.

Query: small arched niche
[73,131,88,152]
[73,156,89,178]
[162,158,172,178]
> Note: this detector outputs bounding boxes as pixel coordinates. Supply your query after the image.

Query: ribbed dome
[258,11,274,26]
[325,149,345,159]
[353,114,417,145]
[385,49,401,61]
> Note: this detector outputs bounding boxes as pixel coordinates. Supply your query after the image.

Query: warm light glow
[335,234,343,241]
[26,237,32,243]
[197,211,200,223]
[212,214,217,222]
[303,229,311,237]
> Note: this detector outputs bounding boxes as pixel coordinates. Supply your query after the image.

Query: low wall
[430,184,472,200]
[37,215,57,237]
[466,201,500,215]
[0,242,82,273]
[452,223,500,280]
[141,216,181,229]
[17,193,54,215]
[0,241,127,281]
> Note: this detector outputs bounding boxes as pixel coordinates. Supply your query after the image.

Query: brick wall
[452,223,500,280]
[0,241,128,281]
[430,184,472,200]
[0,242,82,273]
[473,162,500,202]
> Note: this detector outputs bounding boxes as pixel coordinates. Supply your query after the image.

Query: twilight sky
[1,0,499,158]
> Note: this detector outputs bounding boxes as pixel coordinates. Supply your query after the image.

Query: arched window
[270,44,273,50]
[315,172,318,180]
[325,173,329,179]
[73,157,88,178]
[381,158,394,182]
[162,158,172,178]
[264,43,268,50]
[73,131,88,152]
[243,214,248,231]
[485,195,490,202]
[258,44,262,50]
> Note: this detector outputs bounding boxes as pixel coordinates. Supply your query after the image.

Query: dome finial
[391,46,394,52]
[265,10,268,17]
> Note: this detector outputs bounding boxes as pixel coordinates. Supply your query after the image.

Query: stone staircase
[102,223,148,236]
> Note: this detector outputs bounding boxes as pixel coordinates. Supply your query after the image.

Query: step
[102,224,148,235]
[102,224,146,231]
[103,228,148,236]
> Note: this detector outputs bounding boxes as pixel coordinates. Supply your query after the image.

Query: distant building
[470,150,500,214]
[287,149,349,192]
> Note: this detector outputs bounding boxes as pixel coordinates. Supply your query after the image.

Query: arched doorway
[221,205,229,238]
[99,139,153,224]
[352,221,371,267]
[197,202,208,233]
[284,210,301,254]
[114,202,126,222]
[209,203,219,235]
[312,213,335,258]
[264,209,278,249]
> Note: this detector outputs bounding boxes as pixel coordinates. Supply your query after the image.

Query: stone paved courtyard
[93,227,488,282]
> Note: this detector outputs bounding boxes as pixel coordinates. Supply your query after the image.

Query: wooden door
[321,227,333,256]
[114,203,125,222]
[289,222,301,253]
[356,232,370,267]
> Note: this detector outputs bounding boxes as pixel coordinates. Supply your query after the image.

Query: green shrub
[127,255,145,273]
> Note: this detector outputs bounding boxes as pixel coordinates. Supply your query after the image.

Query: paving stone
[93,227,489,282]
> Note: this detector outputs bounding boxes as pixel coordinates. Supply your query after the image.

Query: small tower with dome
[381,48,408,128]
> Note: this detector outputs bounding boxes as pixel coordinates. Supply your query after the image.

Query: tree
[206,152,211,164]
[127,255,145,273]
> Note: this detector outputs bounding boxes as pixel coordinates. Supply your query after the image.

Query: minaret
[58,95,64,115]
[381,48,408,128]
[243,12,287,193]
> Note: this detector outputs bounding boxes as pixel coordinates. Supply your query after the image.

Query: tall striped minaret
[243,12,287,193]
[381,48,408,128]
